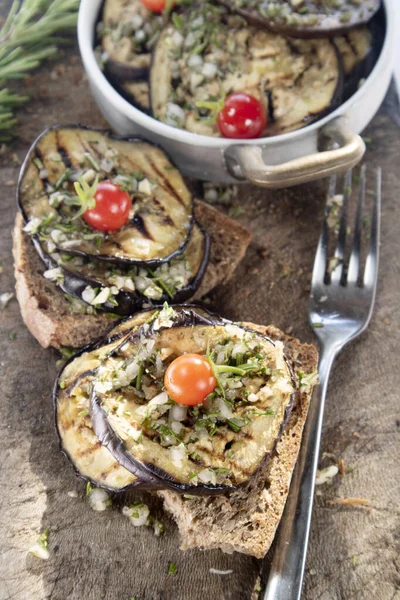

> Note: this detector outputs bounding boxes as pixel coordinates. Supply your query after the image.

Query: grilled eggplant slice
[150,3,342,137]
[99,0,162,80]
[34,223,210,316]
[216,0,380,39]
[90,306,296,495]
[335,28,372,76]
[18,126,193,266]
[55,306,215,490]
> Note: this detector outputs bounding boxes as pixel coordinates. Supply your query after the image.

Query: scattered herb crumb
[326,497,369,507]
[0,292,14,309]
[9,331,17,340]
[153,520,165,537]
[168,562,177,576]
[28,529,50,560]
[351,555,359,566]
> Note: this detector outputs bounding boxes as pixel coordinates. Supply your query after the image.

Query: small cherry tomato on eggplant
[83,181,132,232]
[217,93,267,139]
[140,0,173,13]
[164,353,216,406]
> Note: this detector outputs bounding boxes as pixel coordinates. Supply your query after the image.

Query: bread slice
[12,201,251,349]
[159,324,318,559]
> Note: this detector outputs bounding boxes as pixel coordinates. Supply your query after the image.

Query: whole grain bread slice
[13,201,251,349]
[159,324,318,559]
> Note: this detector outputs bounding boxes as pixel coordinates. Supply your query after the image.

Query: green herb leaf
[227,418,245,433]
[69,175,99,219]
[172,13,183,29]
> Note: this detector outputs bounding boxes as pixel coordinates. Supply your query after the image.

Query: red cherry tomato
[217,93,267,139]
[83,181,132,232]
[164,354,217,406]
[140,0,172,13]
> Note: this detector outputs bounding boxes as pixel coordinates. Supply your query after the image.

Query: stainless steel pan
[78,0,395,188]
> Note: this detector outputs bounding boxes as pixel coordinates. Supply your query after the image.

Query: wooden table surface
[0,42,399,600]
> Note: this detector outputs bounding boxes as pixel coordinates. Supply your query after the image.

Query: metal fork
[262,165,382,600]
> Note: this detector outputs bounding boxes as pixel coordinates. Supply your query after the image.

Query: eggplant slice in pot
[33,223,210,316]
[18,126,193,265]
[215,0,381,39]
[150,3,343,137]
[90,306,296,495]
[99,0,162,80]
[55,307,216,490]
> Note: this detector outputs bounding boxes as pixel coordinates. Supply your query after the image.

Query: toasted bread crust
[13,201,251,348]
[159,324,318,558]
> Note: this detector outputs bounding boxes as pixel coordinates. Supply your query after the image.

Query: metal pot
[78,0,396,188]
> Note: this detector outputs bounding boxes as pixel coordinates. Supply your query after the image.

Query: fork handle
[262,344,338,600]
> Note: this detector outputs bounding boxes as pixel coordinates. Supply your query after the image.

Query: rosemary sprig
[0,0,80,142]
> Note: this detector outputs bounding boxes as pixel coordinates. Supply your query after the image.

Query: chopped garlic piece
[138,178,153,195]
[88,487,111,511]
[122,503,150,526]
[316,465,339,486]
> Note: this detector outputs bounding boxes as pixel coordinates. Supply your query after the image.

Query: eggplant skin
[90,308,297,496]
[216,0,381,39]
[18,124,194,267]
[54,306,217,492]
[150,4,343,138]
[31,222,210,316]
[108,77,151,114]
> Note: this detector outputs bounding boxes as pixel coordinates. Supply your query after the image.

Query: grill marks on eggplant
[216,0,380,39]
[150,4,342,137]
[334,27,372,76]
[19,127,193,265]
[89,310,296,494]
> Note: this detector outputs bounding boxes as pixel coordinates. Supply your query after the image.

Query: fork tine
[347,165,366,284]
[331,170,352,284]
[311,175,336,285]
[363,167,381,289]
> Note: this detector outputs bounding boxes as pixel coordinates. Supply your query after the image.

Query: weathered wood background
[0,29,399,600]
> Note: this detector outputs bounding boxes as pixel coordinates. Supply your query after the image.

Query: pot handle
[224,117,365,189]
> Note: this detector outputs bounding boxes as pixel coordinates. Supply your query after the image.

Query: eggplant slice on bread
[18,126,212,315]
[150,3,343,137]
[55,305,298,496]
[19,126,193,265]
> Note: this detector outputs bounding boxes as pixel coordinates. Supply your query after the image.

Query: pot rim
[78,0,396,149]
